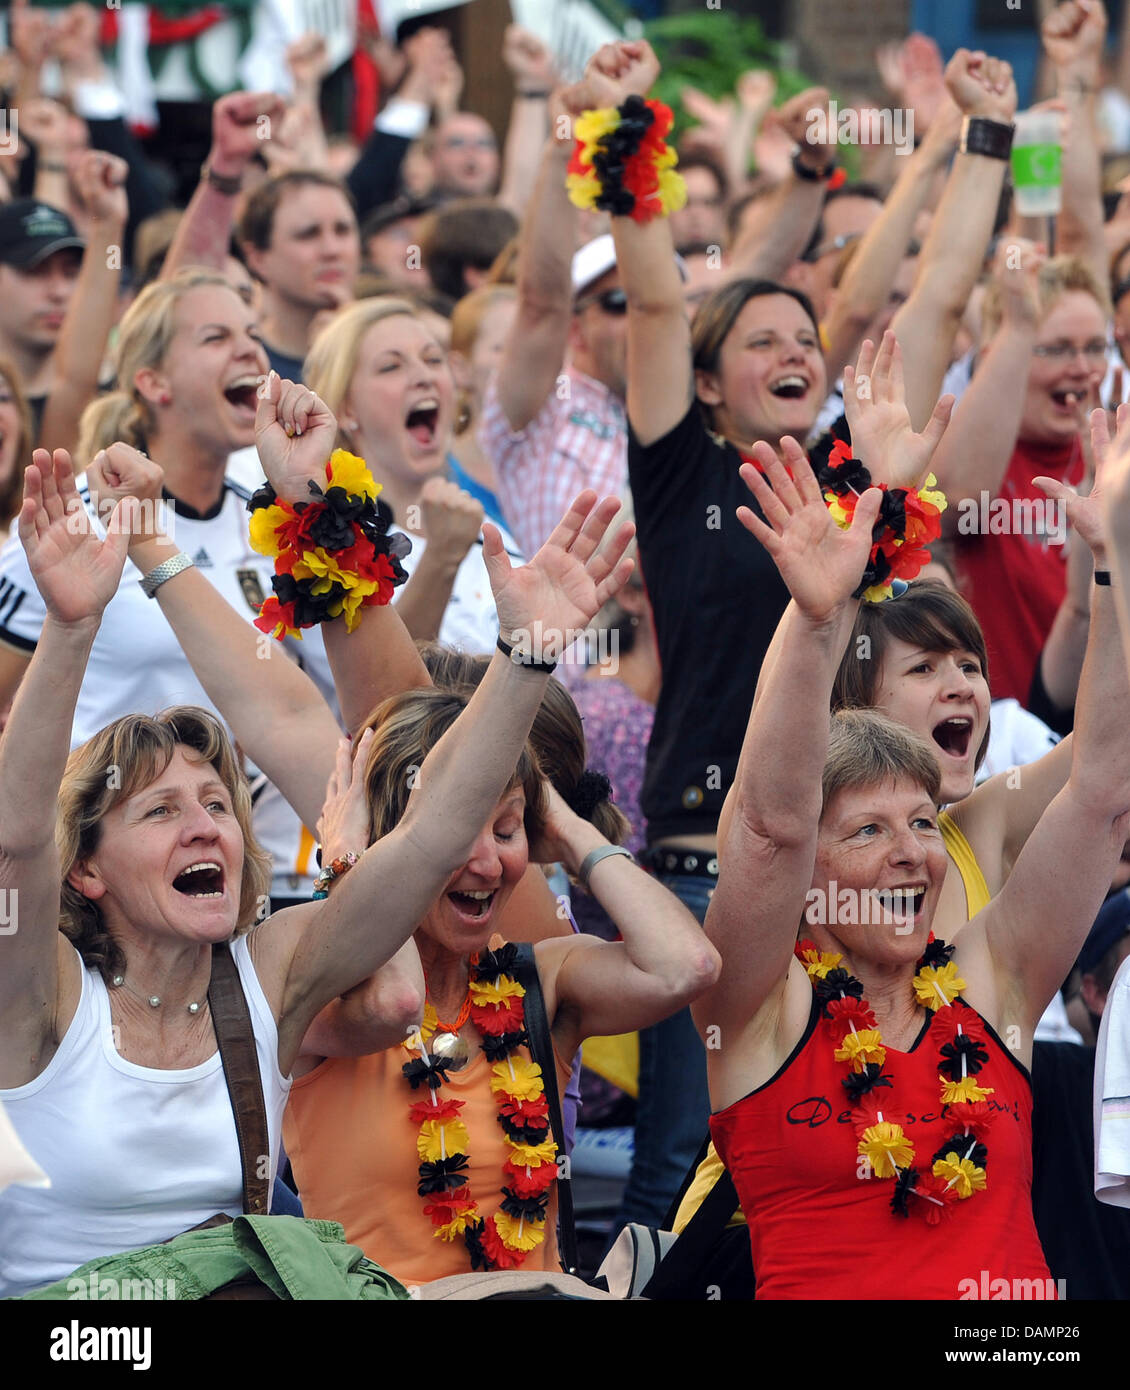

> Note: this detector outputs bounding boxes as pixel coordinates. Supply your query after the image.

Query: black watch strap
[792,148,835,182]
[497,635,557,673]
[959,116,1014,160]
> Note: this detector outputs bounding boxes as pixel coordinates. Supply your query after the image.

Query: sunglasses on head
[574,288,628,315]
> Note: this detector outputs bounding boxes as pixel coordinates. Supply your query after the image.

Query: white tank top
[0,936,291,1297]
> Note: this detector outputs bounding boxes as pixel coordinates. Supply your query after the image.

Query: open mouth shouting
[932,716,973,763]
[172,861,225,900]
[405,397,440,449]
[768,374,810,401]
[223,375,260,424]
[872,883,928,921]
[446,886,497,926]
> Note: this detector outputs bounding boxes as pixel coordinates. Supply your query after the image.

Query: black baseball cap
[0,200,85,269]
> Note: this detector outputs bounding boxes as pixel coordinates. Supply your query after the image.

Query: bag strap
[513,941,578,1276]
[639,1145,741,1301]
[207,941,270,1217]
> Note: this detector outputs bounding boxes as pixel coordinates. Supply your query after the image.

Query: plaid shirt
[478,366,627,559]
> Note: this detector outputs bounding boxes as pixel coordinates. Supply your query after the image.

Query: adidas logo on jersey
[192,547,213,568]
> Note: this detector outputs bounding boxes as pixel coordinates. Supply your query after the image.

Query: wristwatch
[958,116,1014,161]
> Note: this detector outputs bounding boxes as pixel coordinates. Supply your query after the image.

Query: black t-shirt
[628,404,800,843]
[264,343,306,384]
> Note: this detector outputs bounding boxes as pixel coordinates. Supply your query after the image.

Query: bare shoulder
[244,902,322,1017]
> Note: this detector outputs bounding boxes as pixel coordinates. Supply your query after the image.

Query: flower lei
[248,449,411,638]
[795,936,995,1223]
[566,95,687,222]
[401,944,559,1271]
[817,441,946,602]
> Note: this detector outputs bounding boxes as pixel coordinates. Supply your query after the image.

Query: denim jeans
[611,872,714,1235]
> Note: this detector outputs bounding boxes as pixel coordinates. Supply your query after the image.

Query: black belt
[641,847,719,878]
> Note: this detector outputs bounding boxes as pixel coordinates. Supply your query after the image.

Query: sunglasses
[574,288,628,315]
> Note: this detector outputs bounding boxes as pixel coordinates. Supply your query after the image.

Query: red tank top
[710,990,1053,1300]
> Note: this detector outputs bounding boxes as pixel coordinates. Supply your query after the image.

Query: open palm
[844,332,954,490]
[18,449,131,626]
[486,492,635,658]
[737,438,882,623]
[254,373,341,504]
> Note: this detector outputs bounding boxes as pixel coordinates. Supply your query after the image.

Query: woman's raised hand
[316,730,375,866]
[843,331,954,490]
[86,442,166,555]
[18,449,132,627]
[254,372,340,504]
[1033,403,1128,566]
[485,492,635,662]
[737,437,882,624]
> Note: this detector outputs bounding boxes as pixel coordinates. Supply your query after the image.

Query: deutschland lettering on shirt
[785,1093,1023,1128]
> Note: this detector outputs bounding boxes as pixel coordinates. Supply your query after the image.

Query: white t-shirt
[975,697,1060,786]
[0,476,337,901]
[0,937,290,1297]
[394,520,522,656]
[1095,951,1130,1207]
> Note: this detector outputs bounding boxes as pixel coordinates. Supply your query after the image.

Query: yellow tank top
[674,812,991,1234]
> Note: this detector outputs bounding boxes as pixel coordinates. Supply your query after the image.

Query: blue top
[446,454,506,531]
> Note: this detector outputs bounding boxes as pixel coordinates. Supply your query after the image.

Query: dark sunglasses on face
[574,288,628,315]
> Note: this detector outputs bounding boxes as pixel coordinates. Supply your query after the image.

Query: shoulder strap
[640,1155,741,1301]
[208,941,270,1217]
[513,941,578,1276]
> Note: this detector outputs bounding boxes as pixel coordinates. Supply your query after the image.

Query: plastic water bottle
[1011,108,1063,217]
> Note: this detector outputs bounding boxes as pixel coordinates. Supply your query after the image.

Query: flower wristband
[566,95,687,223]
[248,450,411,639]
[818,441,947,603]
[312,850,361,899]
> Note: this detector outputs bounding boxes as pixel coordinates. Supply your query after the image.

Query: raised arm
[497,26,556,218]
[1103,414,1130,666]
[578,41,694,447]
[932,241,1043,522]
[0,450,131,1085]
[696,440,881,1042]
[726,87,836,283]
[38,151,129,455]
[162,93,285,280]
[892,49,1017,431]
[954,404,1129,888]
[1042,0,1107,282]
[823,101,961,383]
[271,490,636,1070]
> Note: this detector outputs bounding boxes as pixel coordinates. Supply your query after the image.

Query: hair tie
[820,441,946,603]
[569,769,613,821]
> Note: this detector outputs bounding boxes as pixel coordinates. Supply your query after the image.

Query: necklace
[420,969,476,1071]
[795,936,995,1223]
[111,974,206,1016]
[402,943,558,1271]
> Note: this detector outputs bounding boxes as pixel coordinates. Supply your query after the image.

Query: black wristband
[497,635,557,673]
[959,116,1014,160]
[792,148,835,182]
[516,89,551,100]
[1094,570,1112,586]
[203,162,244,196]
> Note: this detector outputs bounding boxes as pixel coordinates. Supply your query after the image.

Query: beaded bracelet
[312,851,361,900]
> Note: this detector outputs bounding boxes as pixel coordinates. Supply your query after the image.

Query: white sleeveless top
[0,936,291,1297]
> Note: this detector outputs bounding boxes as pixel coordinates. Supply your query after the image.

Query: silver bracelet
[578,844,634,889]
[138,552,194,598]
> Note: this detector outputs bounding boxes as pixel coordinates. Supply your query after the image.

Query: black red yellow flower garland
[401,944,559,1270]
[818,441,946,602]
[566,95,687,222]
[795,937,995,1223]
[248,450,410,638]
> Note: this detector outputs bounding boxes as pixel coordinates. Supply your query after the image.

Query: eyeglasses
[574,288,628,316]
[1032,341,1108,364]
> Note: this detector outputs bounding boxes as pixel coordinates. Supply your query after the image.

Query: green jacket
[18,1216,410,1302]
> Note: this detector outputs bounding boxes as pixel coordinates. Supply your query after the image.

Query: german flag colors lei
[817,441,946,603]
[248,450,410,639]
[795,936,994,1224]
[566,95,686,223]
[401,944,559,1271]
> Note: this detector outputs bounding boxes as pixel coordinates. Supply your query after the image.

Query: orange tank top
[284,1030,572,1286]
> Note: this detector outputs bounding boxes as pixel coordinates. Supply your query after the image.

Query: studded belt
[640,847,719,878]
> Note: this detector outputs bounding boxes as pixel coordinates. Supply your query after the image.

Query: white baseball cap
[571,233,687,298]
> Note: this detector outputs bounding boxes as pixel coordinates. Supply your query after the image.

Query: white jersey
[394,519,523,655]
[0,476,338,902]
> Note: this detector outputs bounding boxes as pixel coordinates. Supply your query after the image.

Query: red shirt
[710,991,1053,1300]
[955,436,1083,705]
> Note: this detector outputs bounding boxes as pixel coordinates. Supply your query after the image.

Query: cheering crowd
[2,0,1130,1303]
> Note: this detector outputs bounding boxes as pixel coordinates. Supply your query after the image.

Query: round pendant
[431,1031,471,1071]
